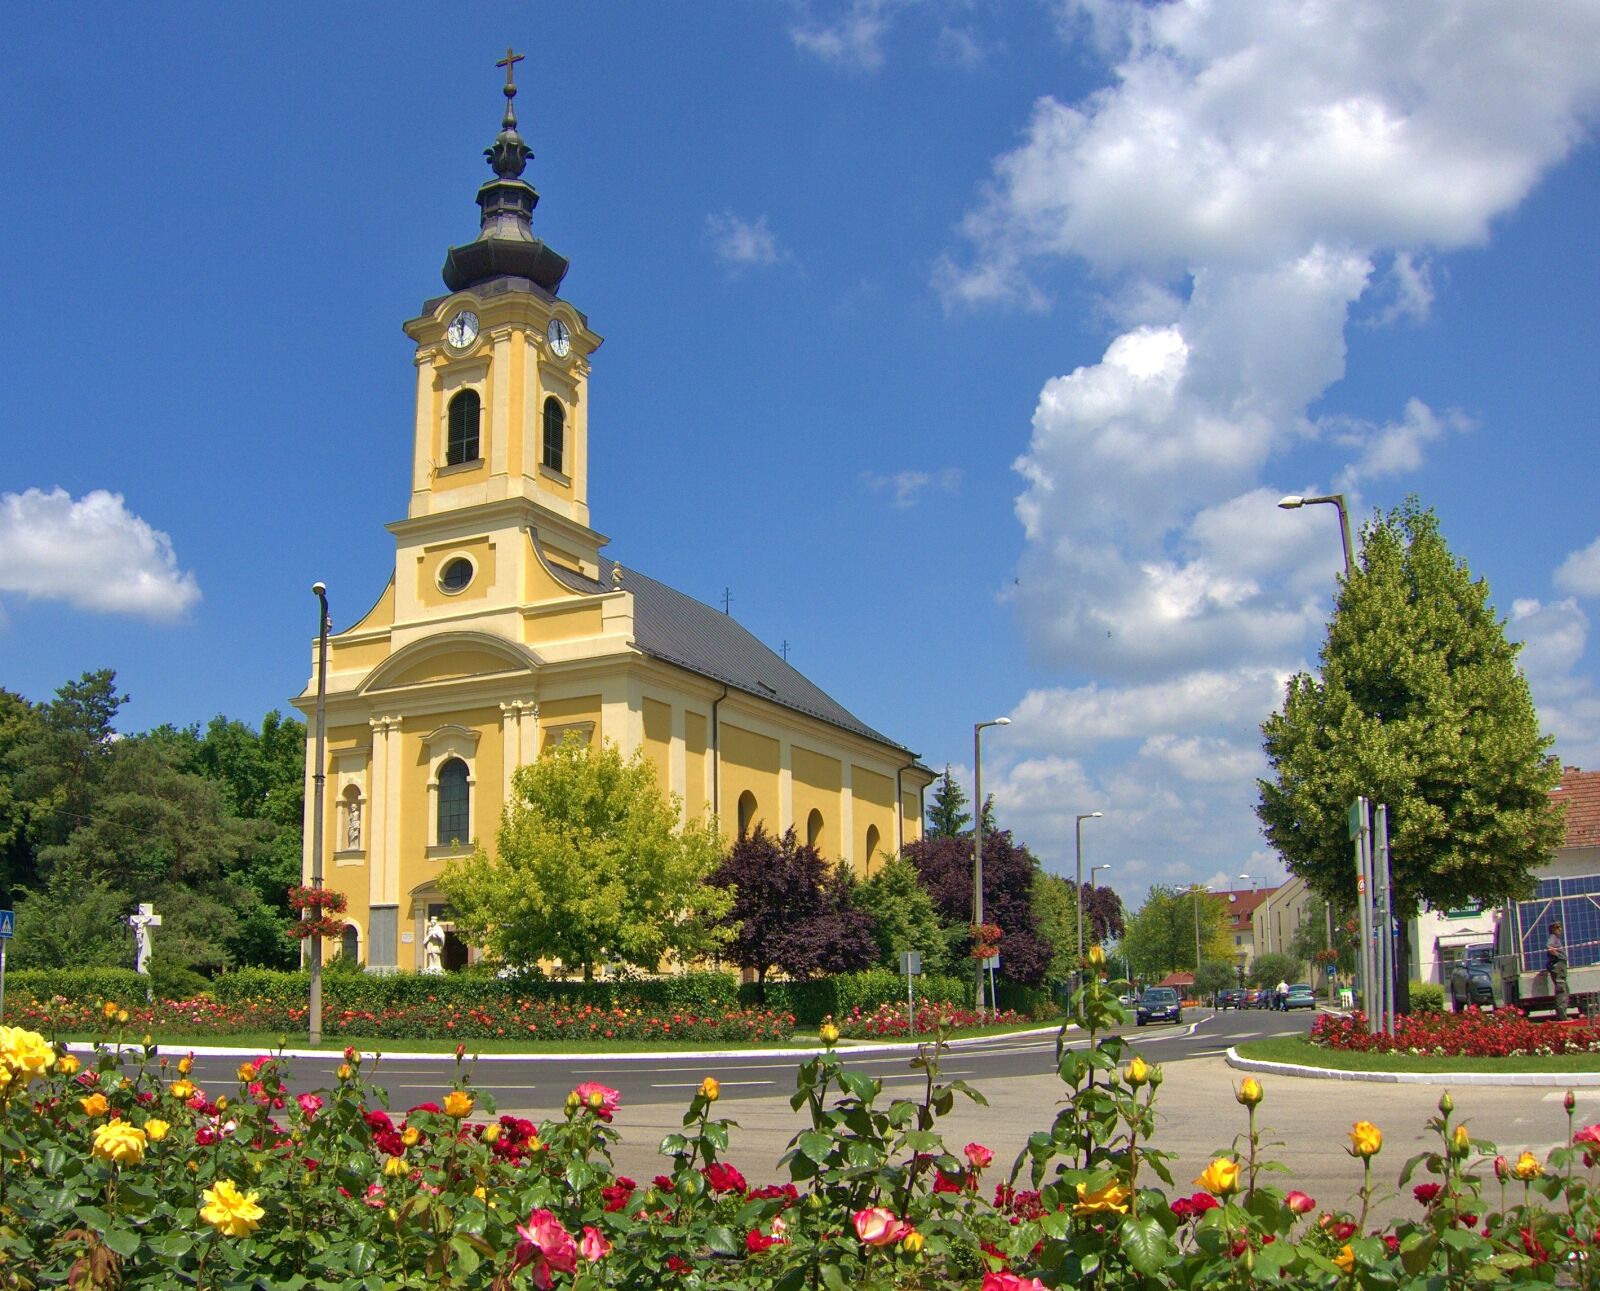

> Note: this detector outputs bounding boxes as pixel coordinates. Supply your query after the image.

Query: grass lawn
[1236,1034,1600,1075]
[49,1018,1056,1056]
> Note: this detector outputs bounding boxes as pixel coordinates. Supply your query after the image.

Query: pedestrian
[1548,920,1569,1022]
[1275,979,1289,1011]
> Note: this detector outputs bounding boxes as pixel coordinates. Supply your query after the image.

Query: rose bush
[1314,1005,1600,1056]
[1,961,1600,1286]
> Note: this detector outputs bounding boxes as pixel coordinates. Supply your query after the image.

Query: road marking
[1230,1031,1264,1040]
[1542,1090,1600,1103]
[651,1080,774,1090]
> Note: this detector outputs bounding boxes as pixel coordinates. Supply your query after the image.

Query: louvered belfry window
[447,390,481,465]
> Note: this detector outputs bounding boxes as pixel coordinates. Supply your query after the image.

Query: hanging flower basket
[287,885,348,940]
[969,922,1003,960]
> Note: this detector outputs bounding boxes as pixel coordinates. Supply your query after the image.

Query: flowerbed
[11,992,796,1043]
[1313,1005,1600,1057]
[4,978,1600,1287]
[837,1001,1026,1038]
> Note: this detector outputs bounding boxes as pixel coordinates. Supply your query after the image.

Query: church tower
[296,56,931,975]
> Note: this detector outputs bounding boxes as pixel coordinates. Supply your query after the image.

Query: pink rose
[571,1082,622,1122]
[297,1093,324,1119]
[982,1274,1048,1291]
[1286,1190,1316,1215]
[514,1208,578,1282]
[852,1207,914,1246]
[965,1142,995,1169]
[580,1225,612,1262]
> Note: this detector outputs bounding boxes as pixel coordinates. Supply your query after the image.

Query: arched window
[340,924,360,965]
[806,809,824,850]
[864,824,881,871]
[542,397,565,473]
[437,758,470,845]
[447,390,481,466]
[737,790,758,837]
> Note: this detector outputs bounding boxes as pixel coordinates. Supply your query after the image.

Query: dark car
[1449,961,1495,1011]
[1216,988,1244,1010]
[1284,983,1316,1010]
[1136,987,1183,1026]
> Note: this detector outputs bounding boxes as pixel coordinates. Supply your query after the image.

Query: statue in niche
[423,917,446,974]
[346,799,362,850]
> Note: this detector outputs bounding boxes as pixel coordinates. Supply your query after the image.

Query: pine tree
[1257,499,1564,1012]
[925,765,971,837]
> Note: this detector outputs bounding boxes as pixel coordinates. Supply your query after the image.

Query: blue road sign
[0,910,12,939]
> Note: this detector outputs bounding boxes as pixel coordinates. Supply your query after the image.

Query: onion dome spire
[442,48,569,294]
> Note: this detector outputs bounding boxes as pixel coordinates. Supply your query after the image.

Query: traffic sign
[0,910,13,939]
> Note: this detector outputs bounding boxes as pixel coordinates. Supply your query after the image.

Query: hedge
[740,969,976,1025]
[3,968,149,1005]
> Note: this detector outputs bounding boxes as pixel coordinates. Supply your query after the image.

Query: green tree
[854,854,948,977]
[1288,896,1358,983]
[1031,872,1081,989]
[1257,499,1564,1012]
[441,736,732,979]
[11,669,127,851]
[1249,952,1304,990]
[1121,885,1232,984]
[1194,959,1235,1000]
[924,766,971,838]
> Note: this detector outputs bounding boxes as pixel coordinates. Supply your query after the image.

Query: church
[292,57,934,974]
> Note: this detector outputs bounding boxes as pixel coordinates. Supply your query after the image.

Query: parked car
[1449,960,1496,1011]
[1216,988,1244,1010]
[1284,983,1316,1010]
[1136,987,1183,1026]
[1242,988,1265,1008]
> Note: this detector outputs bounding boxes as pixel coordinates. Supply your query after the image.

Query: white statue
[127,903,162,975]
[423,917,446,975]
[346,800,362,850]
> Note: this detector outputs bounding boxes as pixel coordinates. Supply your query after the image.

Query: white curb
[1226,1046,1600,1087]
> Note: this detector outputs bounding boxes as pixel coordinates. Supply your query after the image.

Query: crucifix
[496,47,525,92]
[128,902,162,976]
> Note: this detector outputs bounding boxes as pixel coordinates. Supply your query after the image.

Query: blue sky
[3,2,1598,906]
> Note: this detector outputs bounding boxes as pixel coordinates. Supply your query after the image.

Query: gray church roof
[547,554,913,755]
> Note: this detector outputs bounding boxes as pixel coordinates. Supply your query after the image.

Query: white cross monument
[128,903,162,976]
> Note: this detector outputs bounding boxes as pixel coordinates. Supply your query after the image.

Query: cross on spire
[497,47,524,92]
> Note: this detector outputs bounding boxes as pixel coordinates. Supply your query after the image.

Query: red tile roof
[1220,887,1276,932]
[1556,767,1600,850]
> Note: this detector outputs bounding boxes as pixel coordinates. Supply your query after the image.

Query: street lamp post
[1279,492,1355,996]
[309,583,330,1047]
[1089,863,1111,956]
[973,717,1011,1017]
[1075,812,1104,993]
[1191,884,1211,985]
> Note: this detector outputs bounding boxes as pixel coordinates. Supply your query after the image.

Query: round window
[438,557,474,594]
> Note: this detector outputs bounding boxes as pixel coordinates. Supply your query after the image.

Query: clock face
[446,311,480,350]
[547,317,572,358]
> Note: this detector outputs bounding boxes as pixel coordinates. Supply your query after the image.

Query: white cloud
[1511,597,1600,771]
[1372,251,1436,324]
[935,25,992,69]
[790,0,898,72]
[0,487,201,621]
[861,466,961,508]
[1556,537,1600,598]
[705,212,787,271]
[1330,398,1473,487]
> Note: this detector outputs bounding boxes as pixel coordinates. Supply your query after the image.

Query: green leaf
[798,1131,833,1164]
[100,1228,140,1259]
[1119,1215,1169,1275]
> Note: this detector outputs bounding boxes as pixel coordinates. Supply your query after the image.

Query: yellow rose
[1088,945,1108,970]
[79,1093,110,1118]
[1349,1121,1383,1159]
[402,1127,420,1148]
[1333,1244,1356,1275]
[177,1055,194,1076]
[0,1026,58,1087]
[337,1063,354,1081]
[482,1124,502,1144]
[1235,1077,1264,1107]
[115,1010,128,1025]
[101,1002,119,1021]
[1194,1157,1242,1197]
[57,1052,80,1077]
[1074,1179,1133,1215]
[473,1185,487,1201]
[1449,1125,1470,1158]
[144,1118,171,1143]
[819,1020,840,1047]
[698,1076,720,1101]
[215,1095,228,1112]
[384,1155,409,1177]
[237,1062,257,1083]
[443,1090,474,1119]
[1513,1151,1542,1181]
[1123,1056,1150,1087]
[169,1079,195,1101]
[900,1231,925,1255]
[200,1180,265,1238]
[91,1120,148,1166]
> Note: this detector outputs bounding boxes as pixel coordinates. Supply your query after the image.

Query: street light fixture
[1277,493,1355,575]
[1091,863,1111,887]
[309,582,330,1047]
[1075,812,1104,992]
[973,717,1011,1017]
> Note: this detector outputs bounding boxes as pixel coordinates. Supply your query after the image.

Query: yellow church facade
[292,61,932,973]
